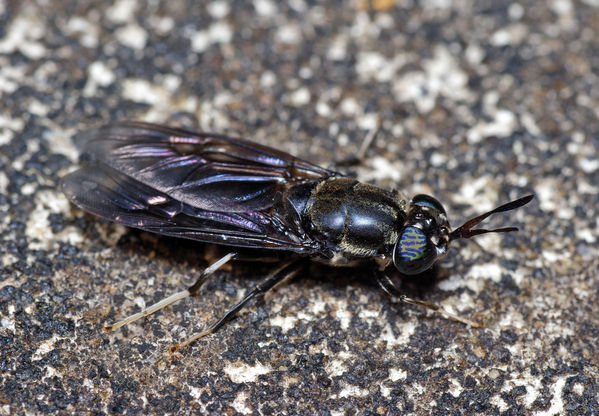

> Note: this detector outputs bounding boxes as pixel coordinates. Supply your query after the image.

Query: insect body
[61,121,533,351]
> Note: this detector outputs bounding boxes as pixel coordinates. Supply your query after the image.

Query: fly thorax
[305,178,409,259]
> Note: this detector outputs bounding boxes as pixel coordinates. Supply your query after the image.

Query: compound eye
[412,194,446,215]
[393,226,438,275]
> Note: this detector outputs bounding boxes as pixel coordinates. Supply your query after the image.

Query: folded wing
[62,122,338,253]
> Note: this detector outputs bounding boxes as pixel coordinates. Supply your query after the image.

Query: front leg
[374,270,483,328]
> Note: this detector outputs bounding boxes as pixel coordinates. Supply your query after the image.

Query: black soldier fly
[61,121,533,351]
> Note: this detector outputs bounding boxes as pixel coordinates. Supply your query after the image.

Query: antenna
[449,195,534,241]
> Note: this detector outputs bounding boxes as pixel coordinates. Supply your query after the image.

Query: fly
[61,121,534,352]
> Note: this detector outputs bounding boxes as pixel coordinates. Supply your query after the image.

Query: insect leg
[376,273,483,328]
[170,259,304,353]
[105,252,238,332]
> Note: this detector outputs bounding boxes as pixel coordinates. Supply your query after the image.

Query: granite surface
[1,0,598,414]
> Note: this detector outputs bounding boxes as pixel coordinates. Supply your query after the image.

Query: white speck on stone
[430,152,446,167]
[308,297,325,316]
[276,24,302,45]
[148,16,174,35]
[339,383,369,398]
[438,273,468,291]
[393,46,472,113]
[190,31,210,53]
[286,88,311,106]
[0,114,24,145]
[579,157,599,173]
[231,391,251,415]
[133,296,146,310]
[106,0,137,23]
[269,315,298,332]
[358,308,381,319]
[357,51,407,83]
[577,177,599,195]
[356,51,386,79]
[260,71,276,88]
[0,171,7,193]
[542,250,561,263]
[188,386,203,400]
[190,22,233,53]
[576,227,596,243]
[163,74,181,92]
[21,183,36,196]
[21,41,46,59]
[581,0,599,6]
[350,11,380,40]
[26,207,51,250]
[572,382,584,396]
[465,43,485,65]
[254,0,278,16]
[298,66,312,79]
[423,0,452,9]
[316,101,332,117]
[498,311,526,330]
[66,16,99,48]
[467,109,517,143]
[115,23,148,50]
[359,156,402,183]
[454,176,492,206]
[330,299,352,330]
[491,29,512,47]
[0,14,47,59]
[357,113,379,131]
[389,368,407,382]
[122,78,162,104]
[0,67,19,94]
[1,316,15,332]
[214,91,233,107]
[327,36,347,61]
[535,180,558,212]
[380,384,391,398]
[44,128,78,161]
[538,376,568,416]
[26,190,80,250]
[28,99,48,117]
[508,3,525,20]
[520,112,541,136]
[325,356,349,377]
[380,321,415,348]
[90,61,115,86]
[288,0,308,13]
[336,133,349,147]
[84,61,116,96]
[208,1,230,18]
[224,361,272,383]
[491,24,529,47]
[32,338,56,361]
[466,263,503,283]
[551,0,574,15]
[37,189,73,214]
[339,97,360,116]
[210,21,233,43]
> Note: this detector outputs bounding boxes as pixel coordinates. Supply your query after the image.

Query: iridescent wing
[61,121,339,253]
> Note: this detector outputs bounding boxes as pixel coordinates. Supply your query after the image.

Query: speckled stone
[1,0,598,414]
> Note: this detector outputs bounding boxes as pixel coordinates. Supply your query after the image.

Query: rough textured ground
[1,0,598,414]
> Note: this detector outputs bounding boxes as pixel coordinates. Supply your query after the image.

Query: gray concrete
[0,0,597,414]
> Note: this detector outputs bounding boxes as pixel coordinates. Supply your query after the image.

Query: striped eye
[393,226,438,275]
[397,226,426,261]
